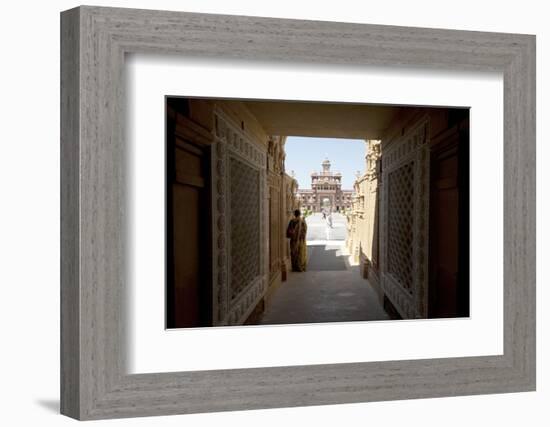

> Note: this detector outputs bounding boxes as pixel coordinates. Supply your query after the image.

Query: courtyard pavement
[258,237,390,326]
[305,212,347,242]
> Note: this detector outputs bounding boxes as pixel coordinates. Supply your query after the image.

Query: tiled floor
[259,241,390,326]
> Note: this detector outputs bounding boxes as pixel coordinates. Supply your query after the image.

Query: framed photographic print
[60,5,536,420]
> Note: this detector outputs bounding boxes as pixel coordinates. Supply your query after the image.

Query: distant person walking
[326,212,333,228]
[286,209,308,272]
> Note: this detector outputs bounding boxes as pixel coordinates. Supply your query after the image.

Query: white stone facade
[296,159,354,213]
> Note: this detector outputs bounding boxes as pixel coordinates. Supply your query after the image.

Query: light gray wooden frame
[60,5,536,420]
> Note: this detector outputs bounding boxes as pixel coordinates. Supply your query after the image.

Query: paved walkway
[305,212,347,241]
[259,238,390,326]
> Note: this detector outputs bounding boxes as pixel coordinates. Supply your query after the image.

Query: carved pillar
[266,136,285,288]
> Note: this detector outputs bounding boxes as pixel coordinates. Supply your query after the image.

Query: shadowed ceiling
[242,100,403,139]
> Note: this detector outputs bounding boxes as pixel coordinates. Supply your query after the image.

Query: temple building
[296,158,354,213]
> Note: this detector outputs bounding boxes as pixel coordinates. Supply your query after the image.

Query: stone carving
[229,157,260,299]
[381,117,430,318]
[213,120,228,325]
[387,161,415,292]
[213,109,268,325]
[365,139,381,180]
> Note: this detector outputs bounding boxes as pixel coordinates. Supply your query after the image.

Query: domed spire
[322,157,331,173]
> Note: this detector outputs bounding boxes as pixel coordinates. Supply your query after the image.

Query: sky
[284,136,366,190]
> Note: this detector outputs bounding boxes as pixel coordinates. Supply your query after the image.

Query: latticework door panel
[387,161,415,292]
[230,157,260,299]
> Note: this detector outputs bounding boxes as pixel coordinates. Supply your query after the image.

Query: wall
[347,140,382,297]
[0,1,547,427]
[349,108,469,319]
[210,102,269,325]
[210,101,290,324]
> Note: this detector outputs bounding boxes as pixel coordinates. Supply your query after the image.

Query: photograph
[53,4,537,421]
[166,97,470,328]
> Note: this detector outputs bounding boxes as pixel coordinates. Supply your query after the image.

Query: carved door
[166,99,213,328]
[428,126,469,318]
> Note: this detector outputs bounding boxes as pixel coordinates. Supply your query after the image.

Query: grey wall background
[1,0,547,425]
